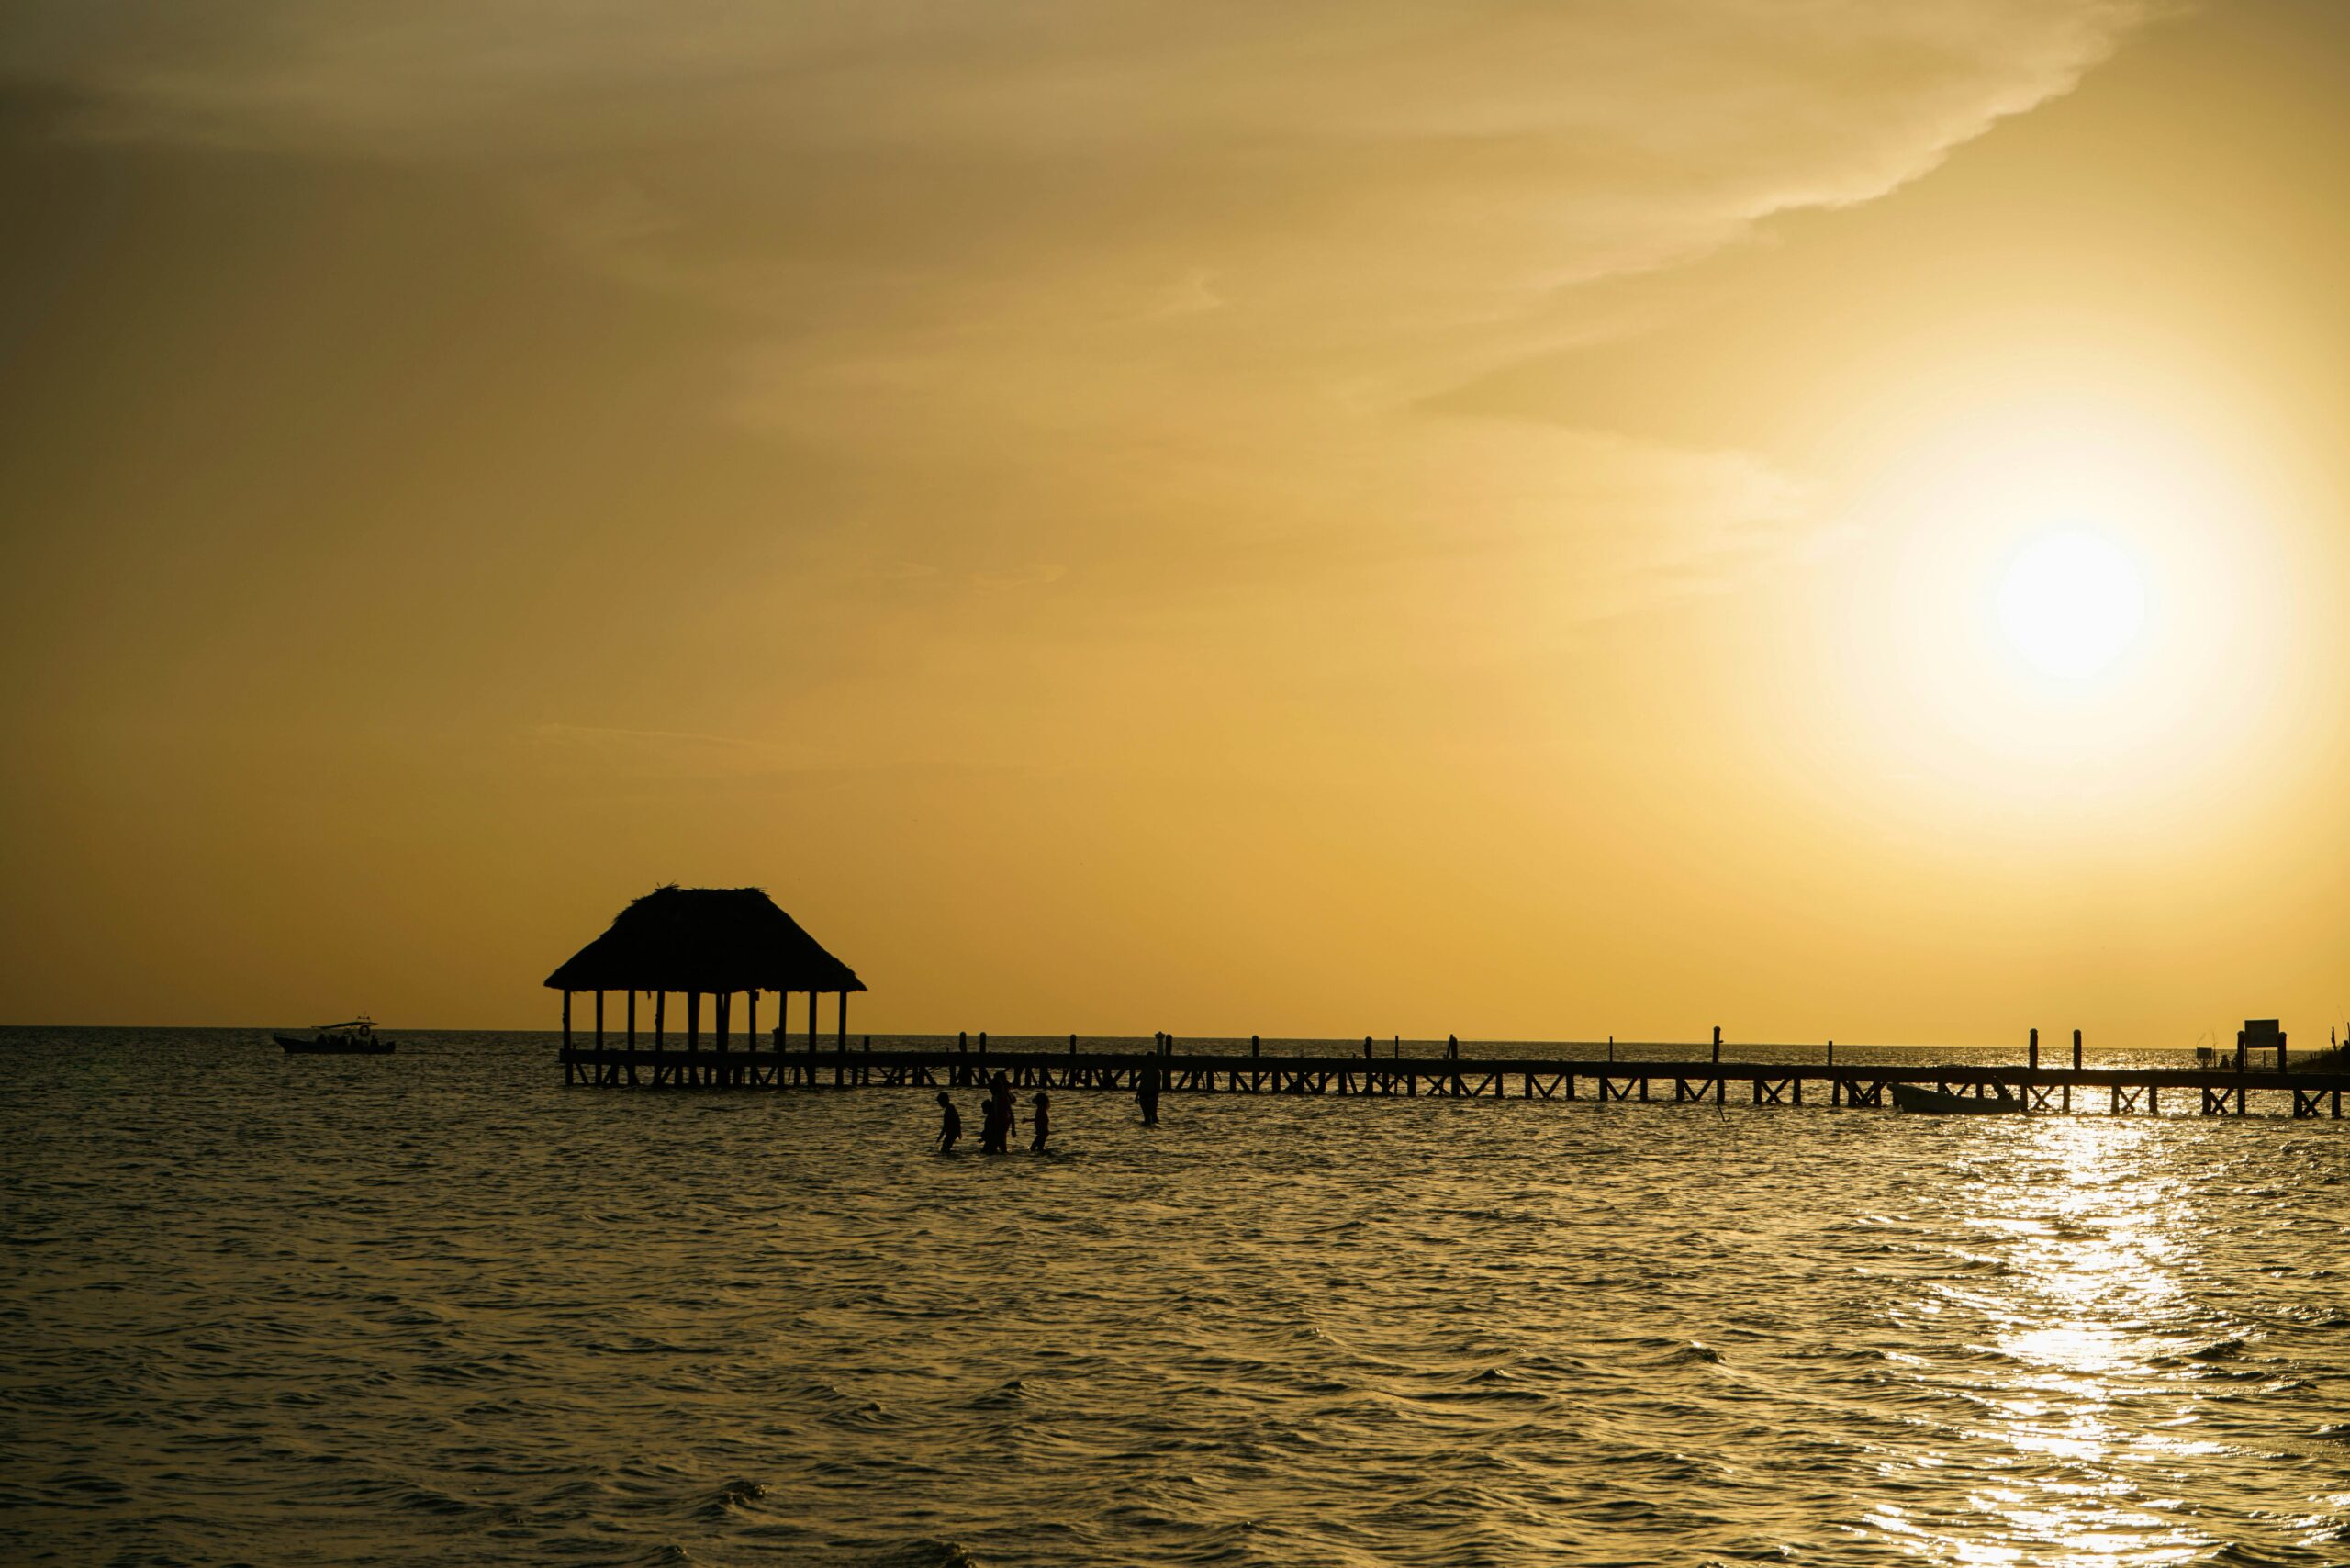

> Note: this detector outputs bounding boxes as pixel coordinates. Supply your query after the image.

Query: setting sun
[1996,530,2148,679]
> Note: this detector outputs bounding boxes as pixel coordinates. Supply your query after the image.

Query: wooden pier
[557,1041,2350,1119]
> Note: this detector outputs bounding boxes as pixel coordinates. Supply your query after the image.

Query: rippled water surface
[6,1028,2349,1566]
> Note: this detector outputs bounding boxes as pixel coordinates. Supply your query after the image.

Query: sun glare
[1995,530,2147,679]
[1831,385,2304,823]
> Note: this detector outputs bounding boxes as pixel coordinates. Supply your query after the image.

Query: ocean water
[4,1027,2347,1567]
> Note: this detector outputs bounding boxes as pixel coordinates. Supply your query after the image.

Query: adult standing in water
[935,1092,962,1153]
[1136,1060,1160,1126]
[1030,1092,1051,1151]
[982,1070,1013,1152]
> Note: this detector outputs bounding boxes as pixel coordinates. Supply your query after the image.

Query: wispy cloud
[7,0,2160,610]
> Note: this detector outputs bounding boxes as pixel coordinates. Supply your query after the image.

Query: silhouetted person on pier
[935,1092,962,1153]
[1031,1092,1051,1151]
[1137,1061,1160,1126]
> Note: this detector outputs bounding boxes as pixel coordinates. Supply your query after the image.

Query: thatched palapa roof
[543,885,866,995]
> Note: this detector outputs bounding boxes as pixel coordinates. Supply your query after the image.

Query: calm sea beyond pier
[6,1026,2347,1566]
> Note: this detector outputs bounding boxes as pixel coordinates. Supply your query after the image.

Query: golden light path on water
[1870,1117,2308,1567]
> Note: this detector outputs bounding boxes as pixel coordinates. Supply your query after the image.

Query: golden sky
[2,1,2343,1043]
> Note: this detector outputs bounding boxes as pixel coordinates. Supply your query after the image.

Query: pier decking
[557,1042,2350,1118]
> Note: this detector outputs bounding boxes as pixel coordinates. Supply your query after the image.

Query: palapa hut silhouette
[543,886,865,1079]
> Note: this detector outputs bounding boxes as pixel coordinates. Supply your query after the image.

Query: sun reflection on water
[1887,1117,2232,1566]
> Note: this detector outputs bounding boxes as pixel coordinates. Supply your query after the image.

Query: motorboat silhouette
[275,1017,396,1055]
[1890,1081,2019,1114]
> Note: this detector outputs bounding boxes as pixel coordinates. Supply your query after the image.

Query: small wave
[2204,1542,2319,1568]
[394,1483,474,1517]
[1404,1384,1550,1406]
[2287,1306,2350,1328]
[692,1478,767,1519]
[584,1336,728,1356]
[820,1399,893,1430]
[2149,1337,2252,1368]
[967,1378,1026,1409]
[1671,1342,1725,1365]
[864,1538,982,1568]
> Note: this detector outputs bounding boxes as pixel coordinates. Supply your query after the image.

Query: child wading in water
[934,1092,962,1152]
[1030,1092,1051,1151]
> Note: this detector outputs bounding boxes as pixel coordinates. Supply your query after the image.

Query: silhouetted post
[627,989,637,1047]
[1827,1039,1834,1067]
[562,991,573,1049]
[655,990,666,1047]
[715,991,729,1054]
[1364,1036,1373,1060]
[958,1031,968,1051]
[979,1030,989,1055]
[687,991,700,1051]
[809,991,820,1055]
[745,990,757,1050]
[1251,1035,1260,1056]
[838,991,848,1049]
[594,991,605,1049]
[2277,1028,2288,1073]
[1607,1036,1614,1063]
[1448,1034,1458,1058]
[1069,1033,1078,1054]
[2030,1028,2039,1071]
[1712,1025,1720,1064]
[2073,1028,2083,1071]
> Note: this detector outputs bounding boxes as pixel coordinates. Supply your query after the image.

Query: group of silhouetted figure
[936,1073,1047,1153]
[935,1061,1161,1153]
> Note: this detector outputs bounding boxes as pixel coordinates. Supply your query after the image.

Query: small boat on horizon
[276,1018,396,1056]
[1890,1081,2020,1115]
